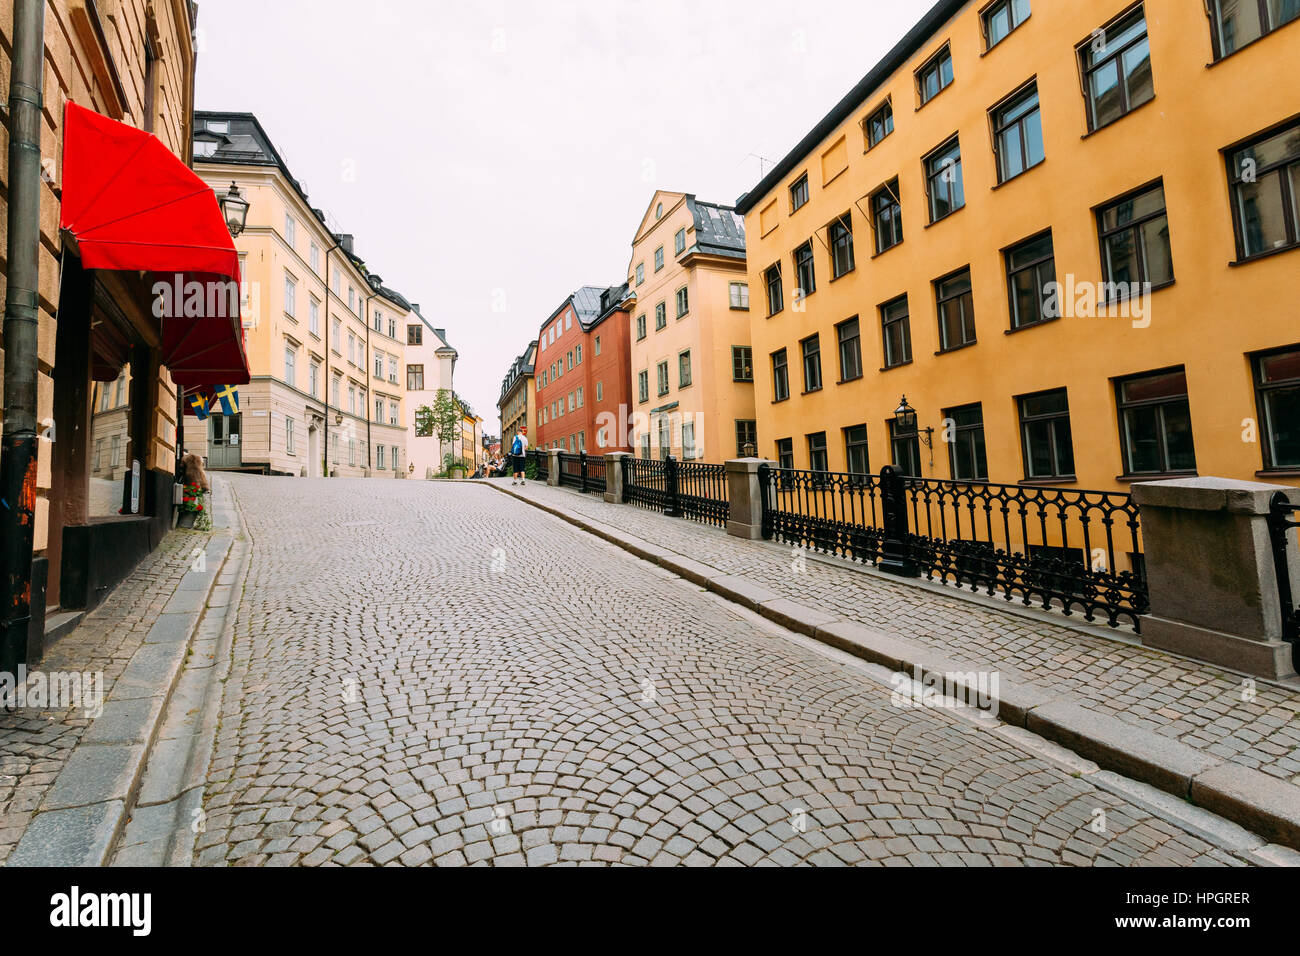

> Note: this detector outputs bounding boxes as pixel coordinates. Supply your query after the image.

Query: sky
[195,0,927,433]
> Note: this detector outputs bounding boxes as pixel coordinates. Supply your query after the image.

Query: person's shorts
[511,455,526,472]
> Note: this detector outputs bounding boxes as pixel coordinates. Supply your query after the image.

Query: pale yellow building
[194,111,412,478]
[627,191,755,461]
[498,343,537,457]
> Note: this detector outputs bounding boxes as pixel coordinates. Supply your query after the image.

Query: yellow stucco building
[194,111,413,478]
[627,191,756,461]
[737,0,1300,494]
[498,342,537,455]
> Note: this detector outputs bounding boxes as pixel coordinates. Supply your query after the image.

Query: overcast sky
[195,0,925,430]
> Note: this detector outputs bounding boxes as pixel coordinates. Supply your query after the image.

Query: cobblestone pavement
[495,479,1300,786]
[194,475,1260,866]
[0,529,210,865]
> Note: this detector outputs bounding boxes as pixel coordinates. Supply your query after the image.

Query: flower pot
[177,510,197,529]
[450,468,465,480]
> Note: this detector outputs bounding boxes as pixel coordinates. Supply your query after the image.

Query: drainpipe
[0,0,47,677]
[363,287,378,471]
[322,240,340,477]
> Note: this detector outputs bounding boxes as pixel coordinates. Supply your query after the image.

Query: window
[675,287,689,318]
[983,0,1030,49]
[772,349,790,402]
[678,351,692,388]
[348,287,356,312]
[310,362,320,398]
[388,317,396,339]
[658,417,671,459]
[654,246,664,272]
[1019,388,1076,479]
[640,434,651,458]
[790,173,810,212]
[286,417,295,454]
[565,314,571,331]
[657,361,669,396]
[682,422,697,460]
[1006,232,1058,329]
[864,100,893,149]
[1080,6,1153,132]
[332,318,342,350]
[1253,346,1300,469]
[845,425,870,476]
[765,264,784,315]
[807,432,829,472]
[916,44,954,105]
[310,242,320,273]
[776,438,794,470]
[1210,0,1300,58]
[375,352,384,378]
[391,446,398,471]
[736,420,757,457]
[1227,119,1300,260]
[575,344,583,365]
[675,228,687,255]
[566,350,573,371]
[936,267,977,351]
[636,263,645,286]
[636,314,646,340]
[390,402,399,426]
[576,386,584,408]
[870,179,903,254]
[332,375,341,406]
[284,213,296,247]
[946,404,988,480]
[284,275,297,317]
[309,297,320,336]
[924,138,965,223]
[348,332,356,363]
[828,214,855,278]
[1116,368,1196,475]
[729,282,750,309]
[880,296,912,369]
[655,302,667,330]
[992,83,1044,183]
[408,324,423,346]
[732,346,754,382]
[889,420,922,478]
[348,385,356,415]
[594,335,602,355]
[1098,181,1174,290]
[375,397,385,422]
[794,241,817,296]
[110,435,121,468]
[284,347,296,386]
[568,393,575,413]
[801,335,822,392]
[596,381,603,402]
[837,317,863,382]
[377,445,386,470]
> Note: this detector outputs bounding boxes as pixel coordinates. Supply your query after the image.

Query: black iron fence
[622,455,729,528]
[759,464,1148,630]
[557,452,606,496]
[1267,491,1299,652]
[530,448,548,481]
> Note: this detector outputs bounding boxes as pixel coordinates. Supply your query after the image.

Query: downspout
[0,0,47,676]
[363,287,378,472]
[322,240,339,477]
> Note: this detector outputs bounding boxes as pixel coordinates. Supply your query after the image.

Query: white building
[403,307,459,478]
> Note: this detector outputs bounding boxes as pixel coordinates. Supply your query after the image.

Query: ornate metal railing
[530,448,548,481]
[759,465,1148,631]
[623,456,671,513]
[676,460,729,528]
[556,452,605,495]
[1267,491,1299,654]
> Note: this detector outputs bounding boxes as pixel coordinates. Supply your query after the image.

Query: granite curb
[486,479,1300,855]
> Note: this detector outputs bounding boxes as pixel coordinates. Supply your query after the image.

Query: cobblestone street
[188,475,1271,867]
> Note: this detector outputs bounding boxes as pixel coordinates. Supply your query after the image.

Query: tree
[424,389,462,449]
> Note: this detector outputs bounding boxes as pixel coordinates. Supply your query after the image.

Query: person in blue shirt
[510,427,530,485]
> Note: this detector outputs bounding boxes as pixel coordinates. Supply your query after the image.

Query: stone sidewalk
[1,481,239,866]
[487,477,1300,849]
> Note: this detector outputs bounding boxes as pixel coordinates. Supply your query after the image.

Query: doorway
[308,423,321,477]
[208,413,243,469]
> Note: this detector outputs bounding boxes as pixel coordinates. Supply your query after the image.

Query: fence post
[604,452,630,504]
[580,451,588,491]
[547,448,562,487]
[663,455,681,517]
[725,458,771,539]
[1132,477,1297,680]
[878,465,917,578]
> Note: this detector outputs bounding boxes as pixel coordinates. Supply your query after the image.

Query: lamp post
[220,182,250,239]
[893,395,933,471]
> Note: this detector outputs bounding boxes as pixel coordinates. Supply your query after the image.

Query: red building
[535,285,633,453]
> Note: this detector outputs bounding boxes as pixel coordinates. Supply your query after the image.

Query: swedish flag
[189,392,210,421]
[214,385,240,416]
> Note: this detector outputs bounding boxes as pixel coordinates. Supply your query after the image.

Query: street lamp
[894,396,933,448]
[335,412,343,426]
[220,182,250,238]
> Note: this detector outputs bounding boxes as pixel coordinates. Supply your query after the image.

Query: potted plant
[178,481,209,529]
[443,453,470,480]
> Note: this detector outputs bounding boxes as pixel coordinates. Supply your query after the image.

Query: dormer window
[206,120,229,134]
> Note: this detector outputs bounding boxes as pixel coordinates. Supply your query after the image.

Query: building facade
[498,342,537,455]
[1,0,225,644]
[736,0,1300,495]
[534,286,634,454]
[194,111,415,478]
[627,191,754,461]
[404,310,458,479]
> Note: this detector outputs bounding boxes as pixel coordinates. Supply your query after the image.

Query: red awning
[59,101,249,386]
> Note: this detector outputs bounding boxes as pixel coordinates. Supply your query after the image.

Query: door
[208,413,243,469]
[308,424,321,477]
